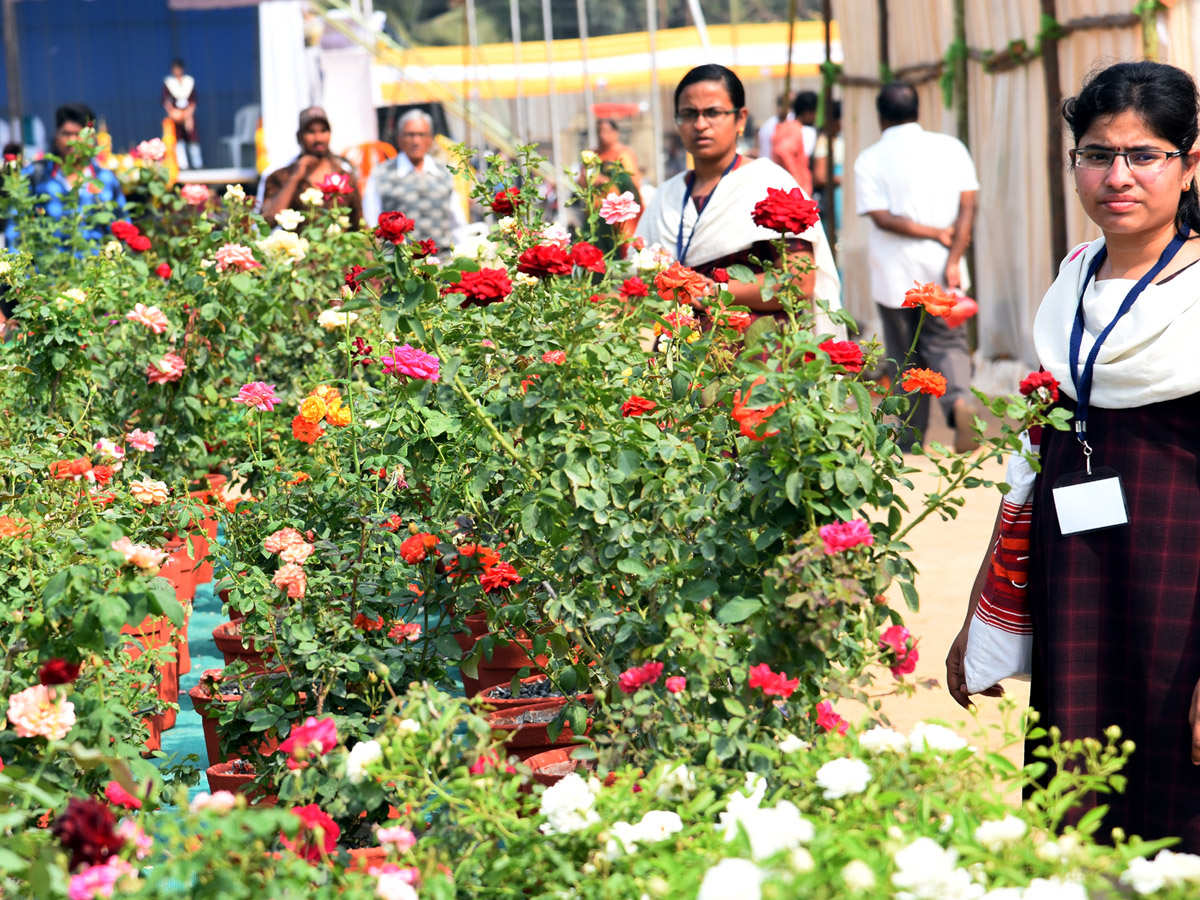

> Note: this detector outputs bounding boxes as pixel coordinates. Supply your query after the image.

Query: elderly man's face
[398,119,433,164]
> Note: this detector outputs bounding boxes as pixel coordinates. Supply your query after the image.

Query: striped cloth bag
[964,427,1041,693]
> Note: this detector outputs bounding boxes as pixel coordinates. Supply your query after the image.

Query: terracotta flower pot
[346,846,388,873]
[211,620,276,673]
[189,678,282,765]
[160,535,198,603]
[121,616,179,736]
[488,702,590,762]
[476,635,548,692]
[474,674,594,715]
[205,760,277,806]
[525,748,580,788]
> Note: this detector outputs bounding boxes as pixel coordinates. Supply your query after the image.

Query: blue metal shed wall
[0,0,260,165]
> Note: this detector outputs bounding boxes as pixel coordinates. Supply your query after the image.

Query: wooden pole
[509,0,527,145]
[646,0,664,187]
[821,0,836,248]
[465,0,483,164]
[577,0,597,150]
[3,0,21,142]
[541,0,566,222]
[878,0,889,76]
[1139,0,1159,61]
[1040,0,1068,271]
[783,0,798,106]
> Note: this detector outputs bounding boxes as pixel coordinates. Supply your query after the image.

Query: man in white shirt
[855,81,980,452]
[362,109,468,250]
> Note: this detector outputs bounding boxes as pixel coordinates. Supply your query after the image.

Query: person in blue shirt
[4,102,126,250]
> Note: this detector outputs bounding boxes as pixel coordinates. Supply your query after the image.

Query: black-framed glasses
[674,107,740,126]
[1069,147,1184,171]
[400,131,432,139]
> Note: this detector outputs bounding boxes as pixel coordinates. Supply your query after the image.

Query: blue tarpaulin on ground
[0,0,260,165]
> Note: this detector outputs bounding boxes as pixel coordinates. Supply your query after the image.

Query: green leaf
[900,580,920,612]
[716,596,761,624]
[616,558,650,576]
[726,264,755,284]
[744,315,777,351]
[722,697,748,717]
[434,632,463,661]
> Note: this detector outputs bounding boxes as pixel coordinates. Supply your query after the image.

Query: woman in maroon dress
[947,61,1200,849]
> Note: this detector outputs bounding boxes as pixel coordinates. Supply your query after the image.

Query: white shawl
[1033,236,1200,409]
[164,75,195,106]
[636,158,843,336]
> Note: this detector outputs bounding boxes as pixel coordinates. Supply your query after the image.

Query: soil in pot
[189,677,283,765]
[475,635,548,692]
[489,702,591,762]
[205,759,277,806]
[474,674,595,715]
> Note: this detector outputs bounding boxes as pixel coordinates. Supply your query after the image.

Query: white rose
[733,801,815,862]
[224,183,246,202]
[540,222,570,247]
[655,762,696,798]
[842,860,876,892]
[814,758,871,800]
[973,815,1027,851]
[397,718,420,734]
[980,890,1023,900]
[346,739,382,784]
[275,209,305,231]
[255,230,309,264]
[317,308,359,331]
[778,734,810,754]
[859,726,909,754]
[538,773,599,835]
[327,222,343,236]
[299,187,325,206]
[696,858,765,900]
[892,837,983,900]
[908,721,969,755]
[375,872,419,900]
[1022,878,1087,900]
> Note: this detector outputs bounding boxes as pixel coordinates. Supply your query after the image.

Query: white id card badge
[1051,467,1129,535]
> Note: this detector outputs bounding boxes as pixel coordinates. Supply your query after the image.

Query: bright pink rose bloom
[126,429,157,452]
[67,859,134,900]
[380,344,440,382]
[279,715,338,769]
[134,138,167,162]
[233,381,281,412]
[180,183,210,206]
[818,519,874,555]
[599,190,641,224]
[665,676,686,694]
[281,804,340,863]
[114,819,153,859]
[146,352,186,385]
[125,303,170,334]
[6,683,75,739]
[377,825,417,850]
[747,663,799,698]
[319,172,353,196]
[273,562,307,599]
[815,700,848,735]
[214,243,260,272]
[879,625,919,678]
[542,350,566,365]
[618,661,664,694]
[103,781,141,810]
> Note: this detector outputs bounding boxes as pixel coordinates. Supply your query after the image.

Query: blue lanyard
[1069,228,1188,454]
[676,154,739,264]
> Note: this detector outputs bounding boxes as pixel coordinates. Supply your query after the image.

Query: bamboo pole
[646,0,664,187]
[783,0,798,107]
[1040,0,1068,272]
[541,0,566,223]
[465,0,483,163]
[821,0,836,248]
[509,0,527,145]
[878,0,889,75]
[577,0,597,150]
[4,0,21,142]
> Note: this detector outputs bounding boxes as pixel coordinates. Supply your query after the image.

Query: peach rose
[6,684,76,740]
[272,562,307,598]
[111,537,167,571]
[128,479,169,506]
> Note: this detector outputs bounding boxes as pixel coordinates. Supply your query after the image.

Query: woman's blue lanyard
[676,154,739,264]
[1068,227,1188,469]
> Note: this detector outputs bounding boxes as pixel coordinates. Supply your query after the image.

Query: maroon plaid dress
[1028,393,1200,850]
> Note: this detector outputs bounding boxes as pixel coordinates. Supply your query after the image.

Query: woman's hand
[945,622,1005,709]
[1190,678,1200,764]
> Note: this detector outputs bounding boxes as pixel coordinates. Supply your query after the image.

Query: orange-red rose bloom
[621,395,657,417]
[901,281,957,317]
[654,261,706,304]
[901,367,948,398]
[751,186,821,234]
[291,415,324,444]
[399,532,438,564]
[731,376,785,440]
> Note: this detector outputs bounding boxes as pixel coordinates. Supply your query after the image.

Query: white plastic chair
[221,104,260,168]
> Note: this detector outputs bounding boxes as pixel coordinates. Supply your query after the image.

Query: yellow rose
[326,404,351,428]
[299,395,327,423]
[311,385,340,403]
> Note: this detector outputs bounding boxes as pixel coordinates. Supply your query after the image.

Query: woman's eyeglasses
[674,107,739,126]
[1069,147,1184,171]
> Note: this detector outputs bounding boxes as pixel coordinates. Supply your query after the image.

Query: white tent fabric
[259,0,312,173]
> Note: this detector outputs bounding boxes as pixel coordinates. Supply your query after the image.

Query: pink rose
[126,429,157,452]
[214,243,260,273]
[6,684,75,739]
[665,676,686,693]
[879,625,919,678]
[134,139,167,162]
[189,791,238,813]
[599,190,641,225]
[93,438,125,462]
[67,859,134,900]
[380,344,440,382]
[103,781,142,810]
[818,519,873,555]
[233,381,281,412]
[146,352,186,385]
[272,562,307,598]
[279,715,338,769]
[125,303,170,334]
[111,537,166,571]
[377,825,417,850]
[180,184,210,207]
[815,700,848,735]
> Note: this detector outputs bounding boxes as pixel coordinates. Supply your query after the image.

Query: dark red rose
[344,265,366,294]
[1020,370,1060,403]
[319,172,353,196]
[570,241,606,274]
[751,186,821,234]
[126,234,151,253]
[375,211,415,244]
[711,267,729,283]
[155,262,172,279]
[353,336,373,366]
[52,797,124,870]
[413,239,438,259]
[620,276,649,298]
[817,339,864,373]
[444,267,513,308]
[39,658,81,685]
[490,186,521,216]
[110,221,139,243]
[517,243,573,277]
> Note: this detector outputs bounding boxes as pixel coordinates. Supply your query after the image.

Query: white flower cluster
[299,186,325,206]
[778,734,810,754]
[538,773,600,835]
[892,837,983,900]
[1120,849,1200,895]
[317,308,359,331]
[452,234,498,262]
[345,739,381,784]
[859,725,909,754]
[973,815,1027,851]
[256,230,309,265]
[982,878,1087,900]
[655,762,696,799]
[696,858,766,900]
[717,772,815,862]
[632,243,672,273]
[606,809,684,857]
[908,721,971,754]
[275,209,305,231]
[814,758,872,799]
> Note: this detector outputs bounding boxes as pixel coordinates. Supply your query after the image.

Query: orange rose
[654,261,707,304]
[901,281,957,317]
[901,367,948,397]
[0,516,29,539]
[292,415,324,444]
[298,395,327,424]
[326,403,351,428]
[311,385,341,404]
[730,376,785,440]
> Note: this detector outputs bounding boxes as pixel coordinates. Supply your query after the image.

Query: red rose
[1020,370,1060,404]
[817,339,864,373]
[618,661,664,694]
[517,243,573,277]
[570,241,606,274]
[126,234,152,253]
[413,239,438,259]
[620,276,649,299]
[110,221,139,243]
[155,262,172,279]
[711,267,729,283]
[620,395,657,418]
[879,624,919,679]
[751,186,821,234]
[39,658,81,685]
[490,186,521,216]
[747,662,799,698]
[444,267,513,308]
[344,265,366,294]
[375,211,415,244]
[400,532,438,564]
[51,797,124,870]
[815,699,848,734]
[480,560,522,592]
[281,804,340,863]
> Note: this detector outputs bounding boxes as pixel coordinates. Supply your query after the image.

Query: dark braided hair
[1063,61,1200,237]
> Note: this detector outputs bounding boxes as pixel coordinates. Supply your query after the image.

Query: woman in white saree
[636,64,842,337]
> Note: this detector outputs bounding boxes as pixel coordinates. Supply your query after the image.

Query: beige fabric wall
[834,0,1156,392]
